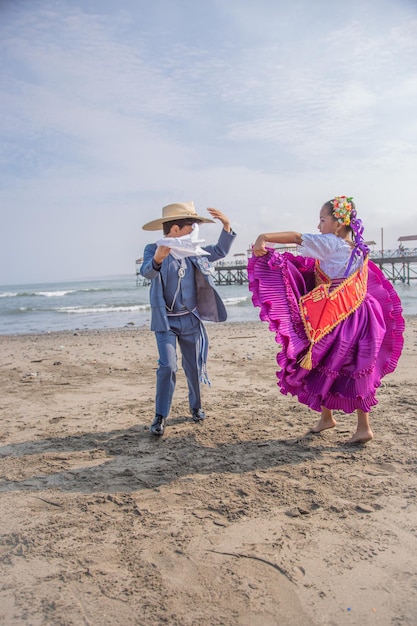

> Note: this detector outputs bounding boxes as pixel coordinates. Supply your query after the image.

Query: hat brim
[142,214,215,231]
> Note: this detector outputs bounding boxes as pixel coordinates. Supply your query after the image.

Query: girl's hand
[252,235,267,257]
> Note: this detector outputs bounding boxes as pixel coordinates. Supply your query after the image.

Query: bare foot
[309,416,337,434]
[344,429,374,445]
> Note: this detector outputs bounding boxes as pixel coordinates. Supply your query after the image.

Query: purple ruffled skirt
[248,250,405,413]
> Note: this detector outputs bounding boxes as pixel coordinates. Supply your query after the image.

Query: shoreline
[0,312,415,340]
[0,318,260,339]
[1,317,416,624]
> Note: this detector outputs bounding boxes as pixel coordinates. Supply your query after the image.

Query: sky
[1,0,417,285]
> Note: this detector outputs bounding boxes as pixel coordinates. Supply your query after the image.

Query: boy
[140,201,236,436]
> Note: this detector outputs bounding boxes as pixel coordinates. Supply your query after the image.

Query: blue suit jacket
[140,228,236,331]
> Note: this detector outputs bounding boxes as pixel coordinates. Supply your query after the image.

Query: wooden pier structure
[212,260,248,285]
[212,244,417,286]
[213,252,417,286]
[135,259,150,286]
[212,249,295,286]
[369,250,417,284]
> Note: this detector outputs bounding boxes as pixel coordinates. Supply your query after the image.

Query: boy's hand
[207,208,231,232]
[154,245,171,264]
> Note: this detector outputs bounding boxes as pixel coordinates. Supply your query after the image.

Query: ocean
[0,274,415,336]
[0,275,259,335]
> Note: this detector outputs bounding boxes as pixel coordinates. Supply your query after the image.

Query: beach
[1,318,416,625]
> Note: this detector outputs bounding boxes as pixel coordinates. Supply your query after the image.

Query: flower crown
[331,196,354,226]
[330,195,370,276]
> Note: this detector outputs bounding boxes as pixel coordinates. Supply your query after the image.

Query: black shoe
[191,408,206,422]
[150,414,166,436]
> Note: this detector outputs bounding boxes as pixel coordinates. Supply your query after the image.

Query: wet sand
[1,318,416,625]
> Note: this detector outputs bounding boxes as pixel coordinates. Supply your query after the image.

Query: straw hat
[142,201,215,231]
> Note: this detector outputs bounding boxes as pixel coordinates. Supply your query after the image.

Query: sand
[0,317,416,625]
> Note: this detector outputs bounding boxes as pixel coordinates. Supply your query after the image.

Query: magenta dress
[248,240,405,414]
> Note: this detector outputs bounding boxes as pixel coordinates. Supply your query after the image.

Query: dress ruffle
[248,250,405,413]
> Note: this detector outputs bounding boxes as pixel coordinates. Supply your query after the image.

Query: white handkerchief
[156,224,210,259]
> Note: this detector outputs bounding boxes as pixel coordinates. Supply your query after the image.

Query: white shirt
[298,233,362,279]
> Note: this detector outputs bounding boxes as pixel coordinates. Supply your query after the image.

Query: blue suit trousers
[155,312,202,417]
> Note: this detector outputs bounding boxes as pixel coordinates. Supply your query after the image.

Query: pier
[135,239,417,286]
[212,253,250,285]
[369,249,417,284]
[366,234,417,285]
[213,264,248,285]
[213,249,417,286]
[213,244,417,286]
[135,259,150,286]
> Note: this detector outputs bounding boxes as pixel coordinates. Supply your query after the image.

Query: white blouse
[298,233,362,279]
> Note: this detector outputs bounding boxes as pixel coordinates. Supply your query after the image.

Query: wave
[36,290,77,297]
[223,295,250,306]
[0,288,122,298]
[56,304,150,314]
[0,290,76,298]
[0,307,33,315]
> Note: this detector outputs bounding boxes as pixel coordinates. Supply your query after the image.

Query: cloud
[0,0,417,283]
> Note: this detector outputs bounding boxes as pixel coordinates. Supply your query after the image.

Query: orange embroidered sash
[299,257,368,369]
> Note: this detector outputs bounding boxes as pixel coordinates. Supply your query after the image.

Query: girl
[249,196,404,444]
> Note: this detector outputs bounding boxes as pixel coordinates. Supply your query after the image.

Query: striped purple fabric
[248,249,405,414]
